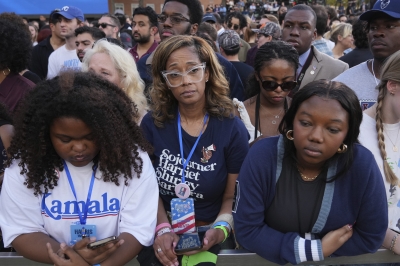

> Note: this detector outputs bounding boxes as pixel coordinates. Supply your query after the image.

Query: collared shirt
[129,41,158,63]
[312,39,333,57]
[297,48,311,77]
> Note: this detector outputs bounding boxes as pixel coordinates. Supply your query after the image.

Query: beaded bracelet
[214,225,228,243]
[390,233,399,254]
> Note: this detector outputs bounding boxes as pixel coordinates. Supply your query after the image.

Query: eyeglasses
[99,23,116,28]
[158,14,190,25]
[227,23,239,30]
[161,63,206,88]
[260,80,297,91]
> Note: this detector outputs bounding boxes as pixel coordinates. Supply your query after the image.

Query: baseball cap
[202,14,217,23]
[258,22,281,40]
[54,6,84,21]
[120,32,132,48]
[218,30,240,51]
[359,0,400,21]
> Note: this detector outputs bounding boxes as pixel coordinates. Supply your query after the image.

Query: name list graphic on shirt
[41,192,120,220]
[156,149,217,199]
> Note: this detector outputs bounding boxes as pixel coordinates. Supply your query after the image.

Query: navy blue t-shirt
[140,112,249,222]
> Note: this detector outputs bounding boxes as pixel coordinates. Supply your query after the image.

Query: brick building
[109,0,220,16]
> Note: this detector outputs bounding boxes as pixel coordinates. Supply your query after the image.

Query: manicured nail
[348,224,353,229]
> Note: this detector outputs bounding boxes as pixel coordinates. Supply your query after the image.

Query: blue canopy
[0,0,108,16]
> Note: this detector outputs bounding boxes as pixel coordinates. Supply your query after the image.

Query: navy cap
[360,0,400,21]
[202,14,217,23]
[54,6,84,21]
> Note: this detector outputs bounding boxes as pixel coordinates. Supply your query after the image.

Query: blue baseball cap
[54,6,84,21]
[359,0,400,21]
[202,14,217,23]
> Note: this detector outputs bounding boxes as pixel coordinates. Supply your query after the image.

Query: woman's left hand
[182,228,225,256]
[72,237,124,265]
[47,242,89,266]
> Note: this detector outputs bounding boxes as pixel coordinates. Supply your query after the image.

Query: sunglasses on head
[99,23,116,28]
[261,80,297,91]
[228,23,239,30]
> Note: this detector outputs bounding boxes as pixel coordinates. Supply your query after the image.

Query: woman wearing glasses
[139,35,248,266]
[234,41,298,144]
[234,80,388,265]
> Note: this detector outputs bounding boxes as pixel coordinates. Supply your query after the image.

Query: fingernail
[348,224,353,229]
[90,237,96,241]
[175,262,179,266]
[60,243,66,249]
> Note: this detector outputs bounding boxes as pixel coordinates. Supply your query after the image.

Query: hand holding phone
[87,236,118,249]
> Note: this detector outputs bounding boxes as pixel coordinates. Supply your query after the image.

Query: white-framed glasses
[161,62,206,88]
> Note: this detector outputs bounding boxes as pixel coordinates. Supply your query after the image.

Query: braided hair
[375,50,400,185]
[8,71,152,196]
[246,41,299,98]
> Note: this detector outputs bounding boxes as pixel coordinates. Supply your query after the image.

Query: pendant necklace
[385,126,400,152]
[268,108,284,125]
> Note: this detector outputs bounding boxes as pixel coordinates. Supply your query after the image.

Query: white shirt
[0,150,159,247]
[47,44,81,79]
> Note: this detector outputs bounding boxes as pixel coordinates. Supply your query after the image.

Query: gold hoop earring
[337,143,348,153]
[286,130,294,140]
[2,68,10,76]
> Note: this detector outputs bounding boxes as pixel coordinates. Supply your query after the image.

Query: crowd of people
[0,0,400,266]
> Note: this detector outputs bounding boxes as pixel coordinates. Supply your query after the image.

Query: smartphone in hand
[87,236,118,249]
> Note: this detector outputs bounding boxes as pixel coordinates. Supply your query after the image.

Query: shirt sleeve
[233,139,323,265]
[0,162,48,247]
[333,148,387,256]
[225,117,249,173]
[47,52,57,80]
[118,151,159,246]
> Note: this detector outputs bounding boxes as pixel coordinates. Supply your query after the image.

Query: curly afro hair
[8,71,152,196]
[0,13,32,72]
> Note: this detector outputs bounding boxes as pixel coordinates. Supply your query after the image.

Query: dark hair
[246,41,299,98]
[339,14,347,20]
[221,45,240,56]
[213,12,223,24]
[352,19,368,49]
[114,13,126,27]
[8,71,152,196]
[311,5,328,36]
[287,4,317,28]
[0,13,32,73]
[75,25,106,40]
[49,10,60,24]
[133,6,159,28]
[325,6,338,22]
[225,12,248,29]
[278,80,362,182]
[197,22,217,41]
[0,102,13,124]
[164,0,203,26]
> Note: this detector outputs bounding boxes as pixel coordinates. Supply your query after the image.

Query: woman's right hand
[154,232,180,266]
[321,224,353,257]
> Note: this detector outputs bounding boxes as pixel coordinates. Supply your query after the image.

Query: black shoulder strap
[289,49,315,97]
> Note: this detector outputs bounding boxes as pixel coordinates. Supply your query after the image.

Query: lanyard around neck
[177,111,208,184]
[63,161,97,225]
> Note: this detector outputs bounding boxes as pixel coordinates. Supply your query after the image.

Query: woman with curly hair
[139,35,249,266]
[0,12,35,112]
[0,71,159,266]
[82,39,148,123]
[359,50,400,256]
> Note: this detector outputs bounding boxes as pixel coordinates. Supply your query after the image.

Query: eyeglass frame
[157,14,190,25]
[161,62,207,88]
[259,79,298,92]
[227,23,240,30]
[99,23,117,29]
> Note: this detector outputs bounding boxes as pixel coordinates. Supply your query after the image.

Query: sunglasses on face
[99,23,116,28]
[261,80,297,91]
[157,14,190,25]
[227,23,239,30]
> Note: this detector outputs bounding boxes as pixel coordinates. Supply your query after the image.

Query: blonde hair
[375,50,400,185]
[150,35,233,128]
[82,40,148,119]
[325,23,352,44]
